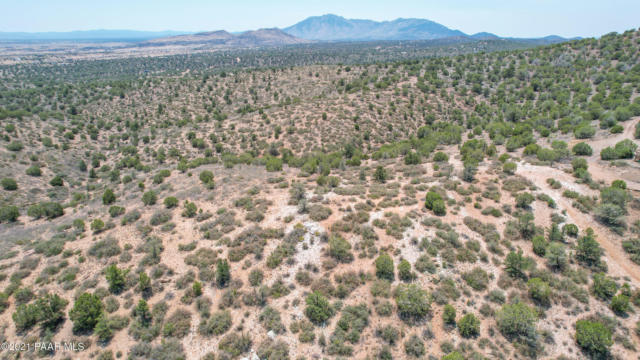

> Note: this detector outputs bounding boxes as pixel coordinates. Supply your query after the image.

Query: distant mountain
[283,14,466,41]
[143,28,310,47]
[0,30,190,41]
[283,14,571,44]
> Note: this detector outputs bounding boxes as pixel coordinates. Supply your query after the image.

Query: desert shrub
[160,308,192,338]
[425,191,446,215]
[150,210,172,226]
[503,162,517,174]
[6,141,23,151]
[265,157,283,172]
[199,310,232,336]
[442,304,456,325]
[572,142,593,156]
[257,339,289,360]
[108,206,125,218]
[515,192,535,208]
[433,152,449,162]
[373,166,388,183]
[395,284,430,321]
[12,293,67,332]
[199,170,215,188]
[1,178,18,190]
[398,259,415,281]
[404,334,425,357]
[574,124,595,139]
[69,293,103,333]
[308,204,332,221]
[458,313,480,338]
[88,238,121,259]
[404,151,421,165]
[248,269,263,287]
[218,332,252,358]
[0,205,19,222]
[142,191,157,206]
[26,165,42,176]
[462,267,489,291]
[102,189,116,205]
[259,306,285,334]
[496,302,537,339]
[48,175,63,186]
[182,201,197,218]
[591,273,617,300]
[575,319,612,357]
[527,278,551,305]
[375,253,394,281]
[28,202,64,219]
[92,218,105,232]
[610,294,630,315]
[215,259,231,288]
[121,210,141,225]
[164,196,178,208]
[105,265,128,294]
[328,235,353,263]
[305,291,334,324]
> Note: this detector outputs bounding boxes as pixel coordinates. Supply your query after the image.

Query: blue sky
[1,0,638,38]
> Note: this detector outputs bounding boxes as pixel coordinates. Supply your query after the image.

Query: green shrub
[462,267,489,291]
[91,219,105,232]
[164,196,179,208]
[102,189,116,205]
[28,202,64,219]
[328,235,353,263]
[199,170,215,188]
[105,265,128,294]
[1,178,18,190]
[610,294,630,315]
[199,310,232,336]
[572,142,593,156]
[49,175,64,186]
[69,293,103,333]
[395,284,430,321]
[527,278,551,305]
[457,313,480,338]
[6,141,23,151]
[374,166,388,183]
[433,152,449,162]
[502,162,517,174]
[425,191,445,215]
[496,302,537,339]
[375,253,394,281]
[26,165,42,177]
[575,319,612,357]
[574,124,595,139]
[442,304,456,325]
[182,201,197,218]
[305,291,334,324]
[398,259,415,281]
[265,157,283,172]
[0,205,19,222]
[142,191,157,206]
[108,206,125,218]
[404,151,421,165]
[216,259,230,288]
[591,273,617,300]
[403,334,425,357]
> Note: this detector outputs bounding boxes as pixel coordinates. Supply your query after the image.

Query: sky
[1,0,638,38]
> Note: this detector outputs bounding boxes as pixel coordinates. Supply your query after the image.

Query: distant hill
[0,30,190,41]
[283,14,571,44]
[283,14,466,41]
[143,28,310,47]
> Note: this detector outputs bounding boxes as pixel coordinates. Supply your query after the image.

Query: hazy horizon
[2,0,639,39]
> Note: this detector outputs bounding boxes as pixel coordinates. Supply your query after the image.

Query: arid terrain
[0,27,639,360]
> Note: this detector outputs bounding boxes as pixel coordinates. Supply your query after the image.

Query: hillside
[144,28,310,47]
[0,28,639,360]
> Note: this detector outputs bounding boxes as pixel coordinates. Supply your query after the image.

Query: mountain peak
[283,15,465,41]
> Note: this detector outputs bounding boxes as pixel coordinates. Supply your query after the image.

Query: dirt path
[517,162,640,284]
[570,118,640,191]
